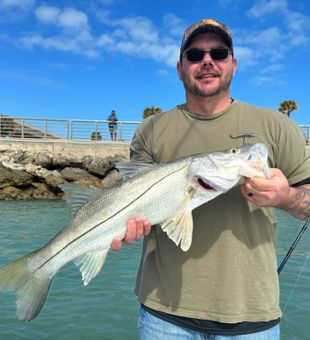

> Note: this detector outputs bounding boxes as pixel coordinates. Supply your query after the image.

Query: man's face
[177,32,237,98]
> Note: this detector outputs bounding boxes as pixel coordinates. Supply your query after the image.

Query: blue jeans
[138,307,280,340]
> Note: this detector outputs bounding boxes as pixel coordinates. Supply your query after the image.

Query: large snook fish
[0,143,269,321]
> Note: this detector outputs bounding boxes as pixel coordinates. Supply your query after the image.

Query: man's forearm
[283,185,310,220]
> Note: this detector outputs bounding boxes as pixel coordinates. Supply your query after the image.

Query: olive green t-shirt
[130,100,310,323]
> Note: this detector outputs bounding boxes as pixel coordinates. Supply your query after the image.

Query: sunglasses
[184,47,231,62]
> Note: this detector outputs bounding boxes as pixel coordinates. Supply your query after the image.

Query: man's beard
[182,74,233,98]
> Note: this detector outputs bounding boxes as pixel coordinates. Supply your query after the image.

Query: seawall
[1,138,308,158]
[0,138,130,160]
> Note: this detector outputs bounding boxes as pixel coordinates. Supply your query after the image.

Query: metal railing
[300,125,310,145]
[0,115,309,145]
[0,116,140,143]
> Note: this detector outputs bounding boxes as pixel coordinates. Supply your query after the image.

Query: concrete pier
[0,138,130,160]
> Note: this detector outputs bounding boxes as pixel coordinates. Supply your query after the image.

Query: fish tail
[0,256,52,321]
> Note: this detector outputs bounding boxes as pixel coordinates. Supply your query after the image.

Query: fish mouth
[197,178,215,190]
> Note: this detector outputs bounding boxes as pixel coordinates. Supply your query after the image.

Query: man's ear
[177,61,183,81]
[232,57,237,76]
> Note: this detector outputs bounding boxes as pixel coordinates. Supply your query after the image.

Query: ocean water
[0,200,309,340]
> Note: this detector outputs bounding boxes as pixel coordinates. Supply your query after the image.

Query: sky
[0,0,309,126]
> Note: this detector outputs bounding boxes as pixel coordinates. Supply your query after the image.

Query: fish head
[188,143,269,194]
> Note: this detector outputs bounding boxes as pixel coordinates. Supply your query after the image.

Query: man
[107,109,118,141]
[112,19,310,339]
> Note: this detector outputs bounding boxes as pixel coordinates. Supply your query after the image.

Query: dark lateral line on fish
[34,163,189,273]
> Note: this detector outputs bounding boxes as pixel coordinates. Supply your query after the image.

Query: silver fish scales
[0,143,269,321]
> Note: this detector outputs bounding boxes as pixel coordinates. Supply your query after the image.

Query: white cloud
[95,14,180,66]
[157,69,170,76]
[35,5,59,24]
[58,8,88,30]
[251,76,272,86]
[0,0,35,10]
[36,6,88,31]
[218,0,244,10]
[251,75,286,86]
[115,17,159,43]
[260,64,284,74]
[286,11,308,33]
[242,0,310,85]
[19,30,98,58]
[18,5,97,57]
[48,62,70,71]
[162,13,186,38]
[0,0,34,21]
[247,0,310,48]
[17,8,182,66]
[285,11,310,46]
[236,27,283,49]
[113,38,178,67]
[233,46,257,66]
[93,0,123,4]
[234,26,285,65]
[247,0,287,18]
[96,33,114,47]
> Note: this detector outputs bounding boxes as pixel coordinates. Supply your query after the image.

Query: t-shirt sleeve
[275,118,310,185]
[130,120,154,163]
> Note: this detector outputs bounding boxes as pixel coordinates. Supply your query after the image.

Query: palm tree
[278,100,298,118]
[143,106,163,119]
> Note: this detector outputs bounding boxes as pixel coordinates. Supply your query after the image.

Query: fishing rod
[277,219,310,275]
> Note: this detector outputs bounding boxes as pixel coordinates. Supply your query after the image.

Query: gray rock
[87,158,111,177]
[0,166,34,188]
[53,154,83,169]
[101,169,122,188]
[61,167,98,182]
[73,177,103,188]
[35,153,52,167]
[0,149,124,200]
[45,174,66,187]
[82,155,93,169]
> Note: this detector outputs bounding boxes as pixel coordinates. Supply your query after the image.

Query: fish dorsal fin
[161,209,193,252]
[59,184,102,217]
[73,249,109,286]
[115,162,155,180]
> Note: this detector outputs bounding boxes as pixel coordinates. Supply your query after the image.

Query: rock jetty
[0,149,125,200]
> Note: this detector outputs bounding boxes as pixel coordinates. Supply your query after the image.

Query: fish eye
[230,148,237,154]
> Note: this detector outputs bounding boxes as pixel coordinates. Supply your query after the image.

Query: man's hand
[241,168,310,220]
[111,217,152,251]
[241,168,290,208]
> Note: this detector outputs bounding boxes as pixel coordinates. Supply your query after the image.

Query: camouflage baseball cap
[180,18,233,59]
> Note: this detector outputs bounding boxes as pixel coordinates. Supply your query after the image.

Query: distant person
[107,110,118,141]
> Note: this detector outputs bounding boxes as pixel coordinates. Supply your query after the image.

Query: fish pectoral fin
[59,184,102,217]
[116,161,156,179]
[161,209,193,252]
[74,249,109,286]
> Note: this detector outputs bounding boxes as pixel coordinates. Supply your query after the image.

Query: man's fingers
[124,218,139,243]
[124,217,151,243]
[111,237,122,251]
[111,217,152,251]
[143,220,152,236]
[135,217,152,239]
[134,217,145,241]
